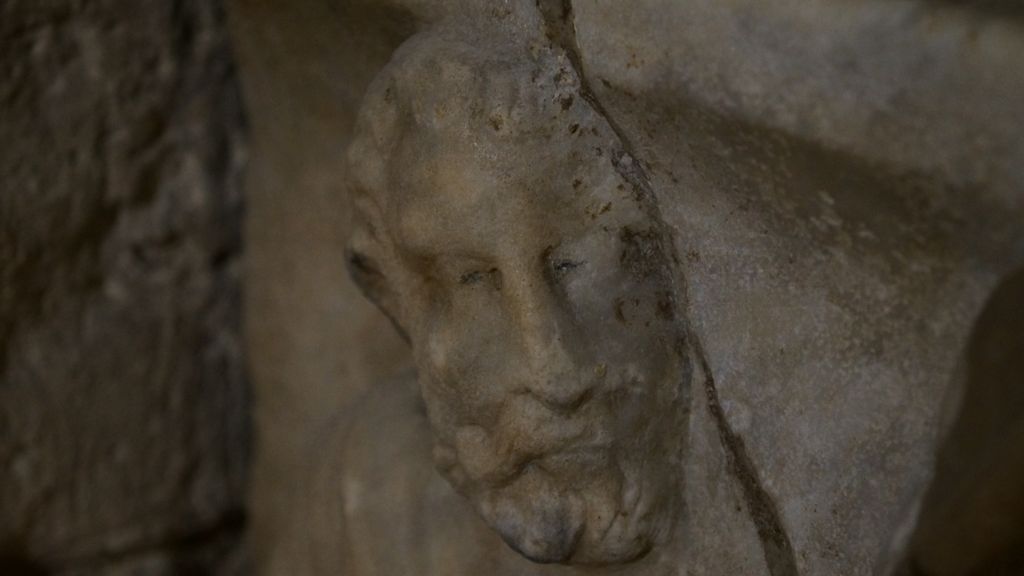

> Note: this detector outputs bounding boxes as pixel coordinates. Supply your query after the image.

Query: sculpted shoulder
[334,372,433,574]
[332,372,515,575]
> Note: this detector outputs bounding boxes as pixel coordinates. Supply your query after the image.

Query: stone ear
[345,246,410,343]
[346,247,388,305]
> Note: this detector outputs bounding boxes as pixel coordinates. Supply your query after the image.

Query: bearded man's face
[366,132,688,565]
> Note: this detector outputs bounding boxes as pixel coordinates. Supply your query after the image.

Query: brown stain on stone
[656,291,675,320]
[619,226,664,280]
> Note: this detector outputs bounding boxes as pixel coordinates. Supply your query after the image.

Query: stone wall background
[0,0,249,573]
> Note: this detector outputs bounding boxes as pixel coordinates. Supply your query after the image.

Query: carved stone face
[347,34,688,565]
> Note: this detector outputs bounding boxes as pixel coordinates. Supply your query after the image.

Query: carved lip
[490,437,614,488]
[439,426,613,489]
[446,392,615,486]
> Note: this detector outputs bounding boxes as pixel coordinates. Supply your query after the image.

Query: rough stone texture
[0,0,249,573]
[234,1,1023,575]
[569,2,1023,573]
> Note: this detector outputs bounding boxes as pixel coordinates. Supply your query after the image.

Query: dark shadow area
[934,0,1024,22]
[0,545,49,576]
[0,559,48,576]
[907,266,1024,575]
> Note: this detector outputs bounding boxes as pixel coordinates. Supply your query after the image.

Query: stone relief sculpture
[346,26,691,567]
[336,17,795,575]
[233,1,1024,574]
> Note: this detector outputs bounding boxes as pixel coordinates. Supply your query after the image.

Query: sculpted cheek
[425,330,450,378]
[421,319,492,419]
[420,310,461,386]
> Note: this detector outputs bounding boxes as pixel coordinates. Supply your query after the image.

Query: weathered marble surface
[232,1,1024,574]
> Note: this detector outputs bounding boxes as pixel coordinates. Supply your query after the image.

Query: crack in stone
[535,2,799,574]
[695,341,800,576]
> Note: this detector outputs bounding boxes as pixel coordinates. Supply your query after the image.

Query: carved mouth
[433,428,664,566]
[463,443,653,567]
[428,383,627,496]
[439,426,613,493]
[537,444,611,472]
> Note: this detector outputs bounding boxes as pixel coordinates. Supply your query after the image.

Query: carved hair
[345,27,587,326]
[348,27,580,211]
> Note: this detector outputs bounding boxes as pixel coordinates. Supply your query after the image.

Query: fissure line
[535,2,798,574]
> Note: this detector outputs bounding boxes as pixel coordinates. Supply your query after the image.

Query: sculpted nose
[507,273,592,411]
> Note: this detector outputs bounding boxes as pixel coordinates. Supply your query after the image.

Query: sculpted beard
[344,26,692,567]
[425,360,687,565]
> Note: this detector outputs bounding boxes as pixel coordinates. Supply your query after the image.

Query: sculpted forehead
[385,130,648,257]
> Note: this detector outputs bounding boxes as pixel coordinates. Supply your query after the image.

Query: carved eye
[459,270,485,285]
[459,267,501,289]
[551,259,585,277]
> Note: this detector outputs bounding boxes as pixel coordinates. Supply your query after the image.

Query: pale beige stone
[230,1,1024,574]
